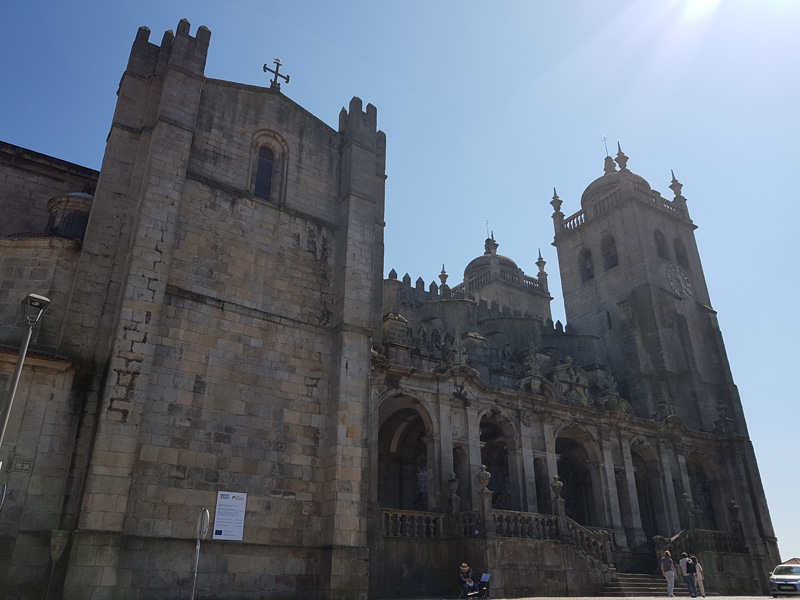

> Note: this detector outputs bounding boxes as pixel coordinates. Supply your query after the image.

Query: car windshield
[774,566,800,576]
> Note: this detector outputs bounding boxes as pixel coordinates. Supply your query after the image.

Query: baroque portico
[369,151,778,597]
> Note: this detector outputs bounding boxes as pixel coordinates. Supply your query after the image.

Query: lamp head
[21,293,50,325]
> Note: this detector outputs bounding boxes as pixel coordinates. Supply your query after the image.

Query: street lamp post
[0,293,51,478]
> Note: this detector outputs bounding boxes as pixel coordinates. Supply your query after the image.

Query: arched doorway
[377,395,436,511]
[479,413,521,511]
[630,447,660,543]
[555,427,602,527]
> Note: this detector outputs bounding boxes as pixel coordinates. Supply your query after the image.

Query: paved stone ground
[383,596,772,600]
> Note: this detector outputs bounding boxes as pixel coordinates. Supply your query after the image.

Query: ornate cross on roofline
[263,58,290,91]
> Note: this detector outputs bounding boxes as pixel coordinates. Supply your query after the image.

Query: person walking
[661,550,676,597]
[679,552,698,598]
[691,555,706,598]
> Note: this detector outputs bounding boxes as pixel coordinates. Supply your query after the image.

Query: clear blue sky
[3,0,798,562]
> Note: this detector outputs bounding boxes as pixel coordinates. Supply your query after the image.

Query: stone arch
[674,237,689,268]
[555,424,603,526]
[377,392,438,511]
[628,438,664,543]
[601,235,619,270]
[250,129,290,205]
[654,229,669,260]
[479,409,523,511]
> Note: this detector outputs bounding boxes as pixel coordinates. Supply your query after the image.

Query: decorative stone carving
[550,475,564,499]
[599,372,618,395]
[728,499,740,524]
[524,343,543,377]
[679,492,695,531]
[714,402,736,436]
[476,464,492,491]
[448,473,459,497]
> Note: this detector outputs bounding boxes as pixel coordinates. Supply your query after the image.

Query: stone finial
[484,232,499,255]
[388,268,397,280]
[615,142,629,172]
[550,475,564,499]
[550,188,563,214]
[439,264,448,285]
[604,155,617,175]
[669,169,685,198]
[536,249,546,273]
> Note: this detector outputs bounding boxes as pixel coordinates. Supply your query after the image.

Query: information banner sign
[212,491,247,541]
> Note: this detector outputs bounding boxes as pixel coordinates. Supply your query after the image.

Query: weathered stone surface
[0,19,777,600]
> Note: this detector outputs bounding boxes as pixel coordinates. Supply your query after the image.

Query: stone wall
[0,141,98,239]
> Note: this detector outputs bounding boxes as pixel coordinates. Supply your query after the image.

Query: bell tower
[551,146,739,434]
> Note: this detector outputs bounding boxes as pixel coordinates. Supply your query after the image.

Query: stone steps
[598,572,709,597]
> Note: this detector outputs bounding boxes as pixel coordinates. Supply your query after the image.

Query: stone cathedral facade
[0,19,779,600]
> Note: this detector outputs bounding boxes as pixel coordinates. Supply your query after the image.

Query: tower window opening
[655,229,669,259]
[254,146,275,200]
[579,249,594,282]
[601,236,619,270]
[606,310,612,329]
[674,238,689,268]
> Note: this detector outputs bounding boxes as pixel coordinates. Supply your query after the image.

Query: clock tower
[551,146,742,434]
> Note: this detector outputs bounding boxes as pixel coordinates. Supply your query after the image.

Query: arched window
[579,249,594,282]
[601,236,619,270]
[654,230,669,259]
[251,130,289,204]
[254,146,275,200]
[674,238,689,268]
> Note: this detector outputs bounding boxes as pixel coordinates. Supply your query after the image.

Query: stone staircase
[598,572,703,597]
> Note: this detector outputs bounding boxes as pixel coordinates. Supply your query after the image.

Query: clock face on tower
[666,263,693,299]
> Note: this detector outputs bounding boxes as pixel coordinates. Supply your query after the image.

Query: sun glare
[681,0,723,20]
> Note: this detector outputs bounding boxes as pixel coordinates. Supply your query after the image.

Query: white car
[770,565,800,597]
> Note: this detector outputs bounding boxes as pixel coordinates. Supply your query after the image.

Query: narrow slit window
[254,146,275,200]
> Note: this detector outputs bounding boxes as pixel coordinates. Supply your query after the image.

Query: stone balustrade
[381,509,444,539]
[493,509,559,540]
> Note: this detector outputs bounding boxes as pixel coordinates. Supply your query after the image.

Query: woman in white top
[691,555,706,598]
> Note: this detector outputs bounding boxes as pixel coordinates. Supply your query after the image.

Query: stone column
[676,448,693,505]
[658,442,680,534]
[506,439,525,512]
[477,465,495,536]
[599,431,625,539]
[544,422,559,487]
[424,433,440,511]
[621,441,647,546]
[466,402,484,511]
[519,414,539,513]
[439,396,455,513]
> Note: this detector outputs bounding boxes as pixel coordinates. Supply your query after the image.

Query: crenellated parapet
[126,18,211,80]
[338,97,387,173]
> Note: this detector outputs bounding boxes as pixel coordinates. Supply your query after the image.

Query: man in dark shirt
[459,563,479,597]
